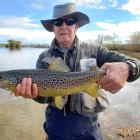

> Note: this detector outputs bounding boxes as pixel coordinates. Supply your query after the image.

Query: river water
[0,47,47,140]
[0,47,140,140]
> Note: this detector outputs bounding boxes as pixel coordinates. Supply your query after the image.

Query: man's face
[53,17,78,48]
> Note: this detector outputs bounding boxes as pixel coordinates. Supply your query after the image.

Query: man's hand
[98,62,129,93]
[15,78,38,98]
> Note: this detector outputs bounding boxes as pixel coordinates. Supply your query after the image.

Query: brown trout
[0,68,105,97]
[0,57,105,110]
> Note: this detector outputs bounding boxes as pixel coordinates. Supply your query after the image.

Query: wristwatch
[126,60,137,78]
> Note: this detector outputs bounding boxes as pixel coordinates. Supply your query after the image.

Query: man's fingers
[20,78,27,96]
[25,78,32,98]
[15,83,21,96]
[32,83,38,98]
[99,63,111,85]
[15,78,38,99]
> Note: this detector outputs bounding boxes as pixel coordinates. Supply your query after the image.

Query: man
[15,2,140,140]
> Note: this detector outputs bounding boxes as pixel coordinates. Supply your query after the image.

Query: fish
[0,68,105,97]
[0,57,105,108]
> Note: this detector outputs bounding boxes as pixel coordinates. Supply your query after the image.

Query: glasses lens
[53,18,77,27]
[53,19,63,26]
[65,18,77,26]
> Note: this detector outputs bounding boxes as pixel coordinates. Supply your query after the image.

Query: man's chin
[60,39,69,44]
[59,40,71,48]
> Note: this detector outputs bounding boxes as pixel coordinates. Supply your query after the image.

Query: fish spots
[0,68,105,96]
[8,77,17,85]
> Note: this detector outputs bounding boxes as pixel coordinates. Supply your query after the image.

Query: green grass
[0,44,6,47]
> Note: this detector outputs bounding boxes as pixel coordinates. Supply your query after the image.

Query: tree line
[3,31,140,51]
[95,31,140,52]
[4,40,50,49]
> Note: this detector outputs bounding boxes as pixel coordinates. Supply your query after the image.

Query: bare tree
[127,32,140,44]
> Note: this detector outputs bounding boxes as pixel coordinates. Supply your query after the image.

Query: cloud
[0,15,53,44]
[0,6,140,44]
[31,1,46,9]
[71,0,118,9]
[109,0,118,7]
[96,20,140,33]
[95,19,140,41]
[121,0,140,16]
[0,28,54,44]
[46,0,118,9]
[77,30,113,42]
[0,16,39,29]
[72,0,103,8]
[1,18,140,44]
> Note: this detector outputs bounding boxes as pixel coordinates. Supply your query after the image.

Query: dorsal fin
[42,57,70,72]
[42,57,70,111]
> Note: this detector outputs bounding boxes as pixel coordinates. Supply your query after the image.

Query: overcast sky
[0,0,140,44]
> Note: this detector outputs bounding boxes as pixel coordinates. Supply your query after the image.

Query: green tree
[6,40,22,49]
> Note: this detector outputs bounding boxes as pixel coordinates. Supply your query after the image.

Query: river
[0,47,140,140]
[0,47,47,140]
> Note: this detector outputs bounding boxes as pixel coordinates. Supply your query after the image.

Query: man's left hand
[98,62,129,93]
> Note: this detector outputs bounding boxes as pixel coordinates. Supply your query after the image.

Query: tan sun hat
[41,2,90,32]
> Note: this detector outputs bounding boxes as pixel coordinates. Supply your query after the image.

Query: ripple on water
[0,89,46,140]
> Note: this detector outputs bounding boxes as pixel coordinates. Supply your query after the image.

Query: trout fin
[42,57,70,110]
[84,83,99,97]
[55,96,68,110]
[92,65,98,71]
[42,57,70,72]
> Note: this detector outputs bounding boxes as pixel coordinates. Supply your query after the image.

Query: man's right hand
[15,78,38,99]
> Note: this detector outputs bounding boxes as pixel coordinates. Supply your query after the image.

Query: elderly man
[15,2,140,140]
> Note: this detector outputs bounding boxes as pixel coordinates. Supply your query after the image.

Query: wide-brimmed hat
[41,2,90,32]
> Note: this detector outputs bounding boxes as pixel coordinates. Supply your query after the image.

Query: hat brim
[41,12,90,32]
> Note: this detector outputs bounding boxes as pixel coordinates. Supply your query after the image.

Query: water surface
[0,47,47,140]
[0,47,140,140]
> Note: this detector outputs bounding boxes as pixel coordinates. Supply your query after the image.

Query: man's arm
[97,46,140,93]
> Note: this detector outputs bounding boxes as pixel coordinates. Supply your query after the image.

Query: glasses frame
[53,18,77,27]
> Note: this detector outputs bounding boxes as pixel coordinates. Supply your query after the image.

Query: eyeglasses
[53,18,77,27]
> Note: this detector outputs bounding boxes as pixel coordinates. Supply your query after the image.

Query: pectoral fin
[84,83,99,97]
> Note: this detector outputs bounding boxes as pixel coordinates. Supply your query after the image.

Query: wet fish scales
[0,69,105,97]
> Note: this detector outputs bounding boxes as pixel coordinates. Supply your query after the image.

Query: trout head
[0,71,17,91]
[0,76,9,89]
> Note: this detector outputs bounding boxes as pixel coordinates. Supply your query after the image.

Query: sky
[0,0,140,44]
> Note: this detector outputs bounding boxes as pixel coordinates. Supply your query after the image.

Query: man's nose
[61,21,67,28]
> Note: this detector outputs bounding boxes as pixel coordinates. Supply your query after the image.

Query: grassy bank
[0,44,6,47]
[117,50,140,60]
[104,44,140,59]
[104,44,140,52]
